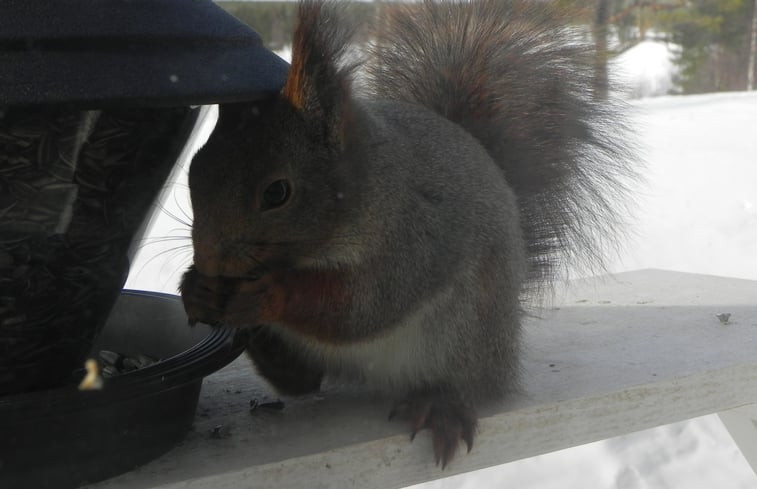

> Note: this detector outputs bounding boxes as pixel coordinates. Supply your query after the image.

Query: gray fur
[184,0,636,427]
[281,99,526,400]
[365,0,637,289]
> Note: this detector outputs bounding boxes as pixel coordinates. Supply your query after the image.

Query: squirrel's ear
[282,1,354,146]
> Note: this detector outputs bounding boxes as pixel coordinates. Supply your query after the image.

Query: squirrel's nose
[192,237,261,278]
[193,255,221,278]
[192,238,224,277]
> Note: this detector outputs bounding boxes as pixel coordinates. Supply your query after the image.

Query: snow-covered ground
[125,41,757,488]
[608,91,757,282]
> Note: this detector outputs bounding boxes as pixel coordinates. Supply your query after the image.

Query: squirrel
[180,0,634,468]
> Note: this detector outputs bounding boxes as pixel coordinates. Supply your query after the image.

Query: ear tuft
[281,0,356,131]
[282,2,321,110]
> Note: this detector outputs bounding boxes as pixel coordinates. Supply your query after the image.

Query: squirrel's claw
[389,391,478,469]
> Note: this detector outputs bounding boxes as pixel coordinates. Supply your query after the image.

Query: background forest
[216,0,757,97]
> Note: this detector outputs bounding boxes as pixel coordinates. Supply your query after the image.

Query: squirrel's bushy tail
[365,0,636,287]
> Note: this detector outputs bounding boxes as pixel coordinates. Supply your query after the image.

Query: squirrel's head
[188,1,359,278]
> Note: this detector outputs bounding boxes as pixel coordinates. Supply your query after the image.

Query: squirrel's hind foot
[389,389,478,469]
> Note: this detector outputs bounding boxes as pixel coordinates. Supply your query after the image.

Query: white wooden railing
[86,269,757,489]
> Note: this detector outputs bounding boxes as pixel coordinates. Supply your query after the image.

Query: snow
[607,91,757,282]
[125,40,757,488]
[612,40,679,99]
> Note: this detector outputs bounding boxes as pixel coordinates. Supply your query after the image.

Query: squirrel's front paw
[389,389,478,469]
[180,266,232,326]
[180,266,275,328]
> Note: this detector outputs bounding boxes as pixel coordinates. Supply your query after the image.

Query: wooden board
[86,270,757,489]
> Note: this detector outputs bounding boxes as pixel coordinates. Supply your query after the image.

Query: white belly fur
[271,284,457,394]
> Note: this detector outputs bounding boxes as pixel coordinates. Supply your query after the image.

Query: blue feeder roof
[0,0,289,107]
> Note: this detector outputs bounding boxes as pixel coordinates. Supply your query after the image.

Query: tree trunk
[594,0,610,100]
[748,0,757,90]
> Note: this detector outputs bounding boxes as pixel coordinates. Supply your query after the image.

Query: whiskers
[131,221,375,292]
[125,192,195,292]
[127,234,193,293]
[155,183,193,229]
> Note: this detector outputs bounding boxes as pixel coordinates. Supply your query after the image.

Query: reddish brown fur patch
[256,269,352,344]
[281,2,322,110]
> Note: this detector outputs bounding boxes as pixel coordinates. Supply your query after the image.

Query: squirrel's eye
[262,179,291,209]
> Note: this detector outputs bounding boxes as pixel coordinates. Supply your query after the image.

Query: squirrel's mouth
[179,266,247,326]
[190,239,297,279]
[179,265,274,328]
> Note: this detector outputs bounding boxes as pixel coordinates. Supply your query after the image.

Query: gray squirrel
[180,0,634,467]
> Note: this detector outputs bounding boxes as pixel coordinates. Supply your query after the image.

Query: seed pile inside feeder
[0,106,192,395]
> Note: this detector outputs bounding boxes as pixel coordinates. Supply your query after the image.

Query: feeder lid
[0,0,289,108]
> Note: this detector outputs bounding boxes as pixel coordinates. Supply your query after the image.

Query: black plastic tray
[0,290,247,489]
